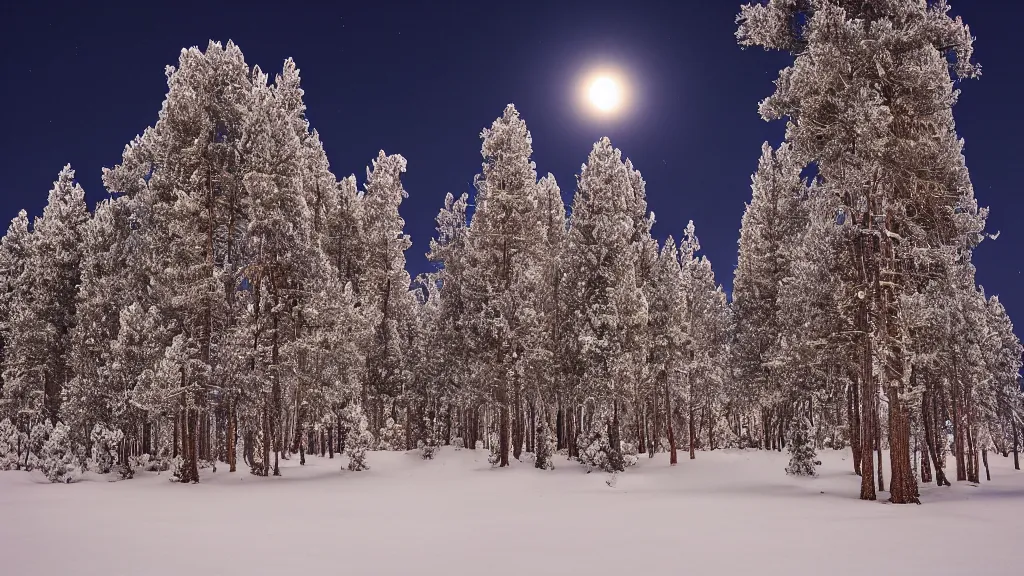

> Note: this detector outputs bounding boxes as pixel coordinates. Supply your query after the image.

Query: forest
[0,0,1020,505]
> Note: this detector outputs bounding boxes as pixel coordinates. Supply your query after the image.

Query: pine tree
[463,104,547,466]
[739,0,984,504]
[647,237,685,464]
[359,151,413,438]
[562,137,649,470]
[785,416,818,477]
[0,210,31,423]
[38,421,79,483]
[678,222,727,459]
[2,167,88,426]
[732,143,808,447]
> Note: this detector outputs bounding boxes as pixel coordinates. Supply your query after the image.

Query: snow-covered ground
[2,448,1021,575]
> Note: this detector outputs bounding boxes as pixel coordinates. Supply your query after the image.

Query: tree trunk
[609,400,621,464]
[688,406,696,461]
[142,418,152,456]
[982,448,990,482]
[556,400,564,451]
[887,389,918,504]
[512,389,523,461]
[527,400,536,454]
[922,390,950,486]
[920,435,932,484]
[666,373,677,465]
[271,309,282,477]
[173,410,180,459]
[227,400,237,472]
[1013,416,1020,471]
[849,376,862,476]
[875,394,884,493]
[649,387,657,458]
[636,397,646,455]
[499,400,510,467]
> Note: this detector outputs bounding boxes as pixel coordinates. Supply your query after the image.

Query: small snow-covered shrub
[453,437,465,451]
[487,433,501,467]
[377,417,405,451]
[620,441,639,469]
[785,417,818,477]
[0,418,21,470]
[22,420,53,471]
[534,423,556,471]
[89,423,124,474]
[474,440,484,450]
[418,439,438,460]
[142,456,170,472]
[169,456,185,482]
[39,422,80,483]
[343,405,372,471]
[576,430,634,473]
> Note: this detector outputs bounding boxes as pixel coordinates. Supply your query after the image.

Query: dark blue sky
[1,1,1020,322]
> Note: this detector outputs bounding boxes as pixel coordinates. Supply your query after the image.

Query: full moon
[588,76,622,112]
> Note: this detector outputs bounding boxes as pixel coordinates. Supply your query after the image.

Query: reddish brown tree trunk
[887,390,918,504]
[875,395,884,493]
[688,406,696,461]
[665,374,676,465]
[920,437,933,484]
[227,400,237,472]
[849,376,862,476]
[499,399,510,467]
[1013,416,1020,471]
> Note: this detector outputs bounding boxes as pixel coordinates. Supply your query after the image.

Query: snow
[2,448,1021,575]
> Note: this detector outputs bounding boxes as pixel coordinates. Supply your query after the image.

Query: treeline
[1,0,1022,503]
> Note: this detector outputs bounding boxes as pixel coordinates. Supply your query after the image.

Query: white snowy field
[2,448,1022,576]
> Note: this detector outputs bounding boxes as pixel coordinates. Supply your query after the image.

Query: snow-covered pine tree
[562,138,649,470]
[0,210,31,424]
[359,151,413,440]
[0,418,23,470]
[2,167,88,427]
[646,237,685,463]
[677,222,728,459]
[38,420,79,483]
[89,423,124,474]
[64,195,156,459]
[777,183,854,465]
[342,403,372,471]
[102,41,253,483]
[534,176,569,453]
[463,104,547,466]
[739,0,985,504]
[426,192,473,447]
[732,142,807,448]
[534,418,555,470]
[242,61,326,476]
[785,416,818,477]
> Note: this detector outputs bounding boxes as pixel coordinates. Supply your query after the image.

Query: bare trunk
[849,376,862,476]
[1013,416,1020,471]
[665,373,676,465]
[227,400,237,472]
[875,394,884,493]
[173,410,180,459]
[887,389,919,504]
[499,398,510,467]
[688,406,696,461]
[142,418,152,456]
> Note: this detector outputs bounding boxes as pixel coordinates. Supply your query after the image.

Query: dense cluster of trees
[0,1,1020,502]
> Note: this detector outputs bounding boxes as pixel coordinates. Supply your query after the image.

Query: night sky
[2,1,1021,322]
